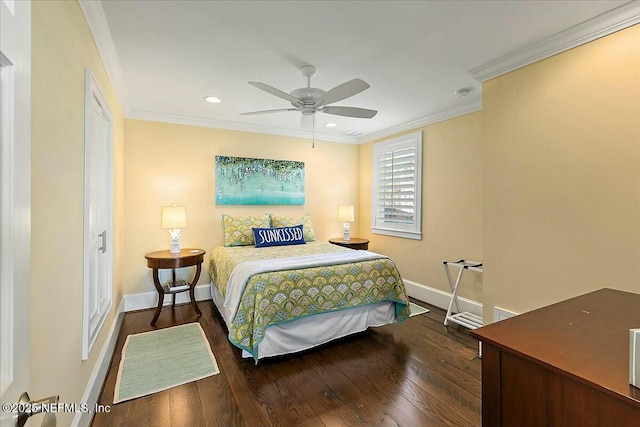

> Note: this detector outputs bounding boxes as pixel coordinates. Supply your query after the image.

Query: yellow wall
[27,3,639,417]
[359,112,484,302]
[123,120,360,294]
[483,24,640,320]
[31,1,124,424]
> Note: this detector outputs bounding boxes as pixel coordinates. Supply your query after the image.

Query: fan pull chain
[311,113,315,148]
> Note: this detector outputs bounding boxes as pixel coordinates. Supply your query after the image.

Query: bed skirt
[210,281,395,360]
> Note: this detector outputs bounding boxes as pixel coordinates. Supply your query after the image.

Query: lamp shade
[161,205,187,229]
[337,205,355,222]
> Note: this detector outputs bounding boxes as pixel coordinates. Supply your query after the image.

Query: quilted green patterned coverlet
[209,242,410,361]
[210,241,348,296]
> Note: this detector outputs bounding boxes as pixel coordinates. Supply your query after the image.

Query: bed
[208,214,410,362]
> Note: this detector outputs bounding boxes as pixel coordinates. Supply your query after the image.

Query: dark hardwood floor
[91,299,481,426]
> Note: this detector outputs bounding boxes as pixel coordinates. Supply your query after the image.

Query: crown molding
[76,0,477,146]
[469,1,640,82]
[78,0,129,113]
[126,109,360,144]
[358,101,482,143]
[80,0,637,145]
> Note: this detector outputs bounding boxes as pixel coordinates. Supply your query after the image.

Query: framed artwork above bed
[215,155,305,205]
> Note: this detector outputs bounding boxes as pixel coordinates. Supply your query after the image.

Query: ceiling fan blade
[321,106,377,119]
[248,81,300,104]
[240,108,298,115]
[315,78,370,107]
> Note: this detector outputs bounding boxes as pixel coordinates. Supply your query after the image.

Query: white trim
[78,0,638,145]
[403,278,483,317]
[76,0,473,147]
[360,101,482,144]
[493,306,519,322]
[123,284,212,313]
[78,0,128,114]
[72,299,124,427]
[0,0,30,400]
[127,108,360,144]
[469,1,640,82]
[1,0,14,15]
[371,131,423,239]
[123,279,479,316]
[631,329,640,388]
[128,103,481,146]
[82,69,114,360]
[370,227,422,240]
[0,49,16,397]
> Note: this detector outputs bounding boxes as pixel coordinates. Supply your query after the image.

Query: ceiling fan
[241,65,377,128]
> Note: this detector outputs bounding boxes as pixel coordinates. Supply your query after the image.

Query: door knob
[17,392,59,427]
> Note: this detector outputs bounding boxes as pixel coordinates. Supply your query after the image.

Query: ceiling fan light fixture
[204,96,221,103]
[241,64,378,125]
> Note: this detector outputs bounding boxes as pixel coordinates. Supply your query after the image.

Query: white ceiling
[84,0,638,143]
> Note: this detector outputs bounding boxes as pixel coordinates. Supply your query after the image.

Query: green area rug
[114,323,219,404]
[409,302,430,317]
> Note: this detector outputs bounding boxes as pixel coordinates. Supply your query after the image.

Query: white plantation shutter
[376,146,416,223]
[371,131,422,239]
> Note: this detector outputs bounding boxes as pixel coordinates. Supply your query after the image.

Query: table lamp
[337,205,355,241]
[161,204,187,254]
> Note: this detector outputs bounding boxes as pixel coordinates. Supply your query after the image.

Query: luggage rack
[443,259,483,330]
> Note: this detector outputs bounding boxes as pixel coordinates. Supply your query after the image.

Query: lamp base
[342,222,351,241]
[169,229,181,254]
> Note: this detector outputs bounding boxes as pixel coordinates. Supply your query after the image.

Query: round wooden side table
[145,248,205,325]
[329,237,369,250]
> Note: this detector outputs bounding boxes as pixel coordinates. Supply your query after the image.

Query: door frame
[82,69,113,361]
[0,0,31,418]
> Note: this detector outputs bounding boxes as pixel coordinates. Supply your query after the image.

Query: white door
[0,0,38,425]
[82,70,113,361]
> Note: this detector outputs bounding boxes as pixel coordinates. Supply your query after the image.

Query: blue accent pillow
[252,225,306,248]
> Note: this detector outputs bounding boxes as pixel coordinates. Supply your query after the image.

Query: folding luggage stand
[443,259,483,330]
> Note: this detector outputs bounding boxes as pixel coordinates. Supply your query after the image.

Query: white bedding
[210,280,395,360]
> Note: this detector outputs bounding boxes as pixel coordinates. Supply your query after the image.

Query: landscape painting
[215,155,305,205]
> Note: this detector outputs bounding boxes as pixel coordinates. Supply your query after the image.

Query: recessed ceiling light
[325,122,337,127]
[204,96,221,103]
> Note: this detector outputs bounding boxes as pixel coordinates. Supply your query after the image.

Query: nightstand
[145,248,205,325]
[329,237,369,250]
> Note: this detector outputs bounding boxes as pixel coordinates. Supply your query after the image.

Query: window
[371,131,422,240]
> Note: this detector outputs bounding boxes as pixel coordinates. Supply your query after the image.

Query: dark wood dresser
[471,288,640,426]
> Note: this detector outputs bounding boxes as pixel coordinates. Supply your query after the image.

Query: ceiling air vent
[342,130,362,137]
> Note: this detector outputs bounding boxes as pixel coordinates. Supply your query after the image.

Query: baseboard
[124,280,479,317]
[72,297,125,427]
[403,279,482,316]
[123,283,212,312]
[124,279,482,317]
[493,306,519,322]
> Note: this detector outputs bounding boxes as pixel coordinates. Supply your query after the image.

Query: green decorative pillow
[222,214,271,246]
[271,214,316,242]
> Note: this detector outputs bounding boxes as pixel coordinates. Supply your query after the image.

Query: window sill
[371,227,422,240]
